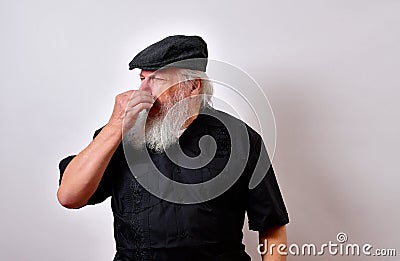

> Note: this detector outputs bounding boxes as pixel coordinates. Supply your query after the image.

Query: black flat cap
[129,35,208,72]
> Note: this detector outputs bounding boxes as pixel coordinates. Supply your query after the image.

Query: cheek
[153,82,171,97]
[156,87,174,104]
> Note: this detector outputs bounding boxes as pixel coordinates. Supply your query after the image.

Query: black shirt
[59,107,289,261]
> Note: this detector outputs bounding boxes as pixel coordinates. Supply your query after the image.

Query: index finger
[130,90,155,99]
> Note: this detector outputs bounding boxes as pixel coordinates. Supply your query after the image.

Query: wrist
[102,123,123,142]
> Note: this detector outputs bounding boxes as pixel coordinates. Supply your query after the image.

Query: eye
[140,76,145,81]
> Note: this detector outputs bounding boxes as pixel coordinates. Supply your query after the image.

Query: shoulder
[197,107,262,143]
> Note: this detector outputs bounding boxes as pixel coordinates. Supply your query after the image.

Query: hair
[175,68,214,108]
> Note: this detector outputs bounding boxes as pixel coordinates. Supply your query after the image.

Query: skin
[260,225,287,261]
[57,68,287,260]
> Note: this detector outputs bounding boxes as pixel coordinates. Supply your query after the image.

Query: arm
[57,90,154,209]
[259,225,287,261]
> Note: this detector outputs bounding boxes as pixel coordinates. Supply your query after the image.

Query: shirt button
[180,231,187,238]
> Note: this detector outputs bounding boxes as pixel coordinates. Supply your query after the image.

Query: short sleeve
[246,135,289,232]
[58,127,114,205]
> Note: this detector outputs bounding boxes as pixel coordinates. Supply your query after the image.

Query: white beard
[126,89,192,152]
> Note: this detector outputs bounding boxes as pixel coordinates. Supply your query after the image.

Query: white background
[1,0,399,260]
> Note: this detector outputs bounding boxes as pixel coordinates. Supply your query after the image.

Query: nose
[139,78,152,93]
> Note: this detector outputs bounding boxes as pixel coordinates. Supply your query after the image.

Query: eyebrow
[139,72,156,78]
[140,72,170,81]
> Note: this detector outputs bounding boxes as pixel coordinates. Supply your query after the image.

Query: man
[57,35,289,261]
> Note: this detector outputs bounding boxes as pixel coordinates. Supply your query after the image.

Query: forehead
[140,68,178,78]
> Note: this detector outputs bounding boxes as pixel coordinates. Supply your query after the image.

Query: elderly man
[57,35,289,261]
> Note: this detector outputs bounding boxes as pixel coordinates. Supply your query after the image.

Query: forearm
[259,225,287,261]
[57,124,122,208]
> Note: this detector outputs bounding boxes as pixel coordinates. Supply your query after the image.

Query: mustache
[152,98,162,108]
[147,98,163,117]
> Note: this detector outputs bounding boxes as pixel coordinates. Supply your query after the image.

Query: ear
[190,79,202,95]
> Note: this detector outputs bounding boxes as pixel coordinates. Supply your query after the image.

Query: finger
[125,102,153,115]
[130,90,155,100]
[119,90,135,97]
[127,95,155,108]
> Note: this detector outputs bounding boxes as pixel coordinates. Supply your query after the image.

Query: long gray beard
[126,93,192,153]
